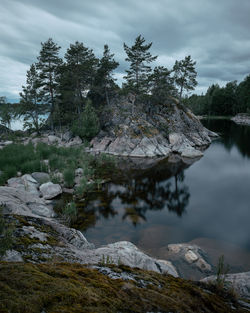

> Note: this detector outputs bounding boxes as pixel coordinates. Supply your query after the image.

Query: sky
[0,0,250,101]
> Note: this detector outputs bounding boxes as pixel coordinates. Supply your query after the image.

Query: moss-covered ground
[0,262,249,313]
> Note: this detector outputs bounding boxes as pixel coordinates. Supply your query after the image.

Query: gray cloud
[0,0,250,99]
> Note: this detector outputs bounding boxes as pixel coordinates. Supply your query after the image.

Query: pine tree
[91,44,119,106]
[149,66,177,104]
[173,55,197,100]
[0,97,12,130]
[64,41,98,114]
[19,64,48,133]
[123,35,157,94]
[36,38,62,130]
[56,63,76,125]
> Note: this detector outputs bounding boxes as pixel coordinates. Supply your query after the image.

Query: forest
[184,76,250,116]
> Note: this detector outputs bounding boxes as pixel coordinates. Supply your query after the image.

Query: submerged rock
[160,243,213,280]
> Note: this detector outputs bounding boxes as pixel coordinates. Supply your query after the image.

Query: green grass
[0,142,117,188]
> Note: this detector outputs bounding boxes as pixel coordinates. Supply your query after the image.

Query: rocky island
[231,113,250,126]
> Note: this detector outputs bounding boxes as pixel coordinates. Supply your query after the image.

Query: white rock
[82,241,178,277]
[185,250,199,263]
[2,250,23,262]
[40,182,62,200]
[181,147,203,158]
[75,168,84,176]
[48,135,61,144]
[8,174,40,196]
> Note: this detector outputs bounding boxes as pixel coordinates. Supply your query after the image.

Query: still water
[79,119,250,272]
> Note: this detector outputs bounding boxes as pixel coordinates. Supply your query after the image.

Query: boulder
[62,131,73,142]
[48,135,61,144]
[66,136,82,147]
[31,172,50,185]
[7,174,40,197]
[75,168,84,176]
[39,182,62,200]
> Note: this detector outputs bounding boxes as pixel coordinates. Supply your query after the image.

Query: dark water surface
[79,120,250,272]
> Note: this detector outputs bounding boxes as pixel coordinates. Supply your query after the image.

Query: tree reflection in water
[75,158,191,230]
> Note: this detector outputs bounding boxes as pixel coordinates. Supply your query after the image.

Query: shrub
[63,168,75,188]
[20,159,41,174]
[72,99,100,140]
[216,255,230,289]
[62,202,78,223]
[4,165,17,178]
[75,177,95,197]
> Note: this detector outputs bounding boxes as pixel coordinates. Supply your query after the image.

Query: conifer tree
[0,97,12,130]
[19,64,48,133]
[91,44,119,106]
[36,38,62,130]
[64,41,98,113]
[149,66,177,104]
[123,35,157,94]
[173,55,197,100]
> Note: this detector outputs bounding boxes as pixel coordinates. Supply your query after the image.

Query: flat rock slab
[0,186,54,218]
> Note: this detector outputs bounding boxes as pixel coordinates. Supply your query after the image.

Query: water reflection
[75,119,250,273]
[203,119,250,158]
[75,160,191,229]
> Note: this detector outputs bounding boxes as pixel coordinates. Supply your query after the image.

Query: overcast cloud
[0,0,250,100]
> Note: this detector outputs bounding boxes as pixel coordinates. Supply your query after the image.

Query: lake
[77,119,250,273]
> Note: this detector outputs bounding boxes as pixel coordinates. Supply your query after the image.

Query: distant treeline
[0,36,198,138]
[184,75,250,116]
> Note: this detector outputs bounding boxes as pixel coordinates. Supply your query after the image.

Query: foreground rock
[231,113,250,126]
[2,214,177,277]
[89,95,218,158]
[202,271,250,299]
